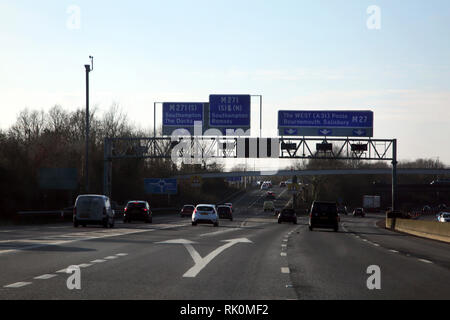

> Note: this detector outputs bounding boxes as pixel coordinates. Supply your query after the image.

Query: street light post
[84,56,93,194]
[251,95,262,138]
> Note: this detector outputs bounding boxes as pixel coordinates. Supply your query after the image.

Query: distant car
[437,212,450,223]
[180,204,195,217]
[73,194,115,228]
[279,181,287,188]
[353,208,365,217]
[217,205,233,221]
[266,191,276,200]
[263,201,275,212]
[261,183,269,190]
[309,201,339,232]
[278,208,297,224]
[123,200,152,223]
[224,203,233,212]
[192,204,219,227]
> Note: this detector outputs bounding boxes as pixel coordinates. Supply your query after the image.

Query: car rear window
[197,206,214,212]
[312,203,337,216]
[282,209,295,215]
[127,202,146,209]
[77,197,103,211]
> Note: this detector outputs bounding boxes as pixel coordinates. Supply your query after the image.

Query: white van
[73,195,115,228]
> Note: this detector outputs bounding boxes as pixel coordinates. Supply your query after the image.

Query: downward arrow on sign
[156,238,253,278]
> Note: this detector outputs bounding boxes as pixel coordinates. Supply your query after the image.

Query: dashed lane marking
[77,263,92,268]
[34,274,57,280]
[91,259,106,263]
[418,259,433,264]
[280,252,287,257]
[4,282,32,288]
[281,267,290,274]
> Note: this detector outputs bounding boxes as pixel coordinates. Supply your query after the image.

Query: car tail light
[124,207,127,212]
[143,208,148,212]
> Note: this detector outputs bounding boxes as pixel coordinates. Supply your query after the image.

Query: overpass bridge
[172,168,450,180]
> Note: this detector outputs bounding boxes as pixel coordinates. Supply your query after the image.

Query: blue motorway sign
[226,176,242,182]
[209,95,251,129]
[278,110,373,137]
[162,103,204,135]
[144,178,178,195]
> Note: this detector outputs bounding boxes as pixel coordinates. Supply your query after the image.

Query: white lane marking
[280,252,287,257]
[183,238,253,278]
[200,228,238,237]
[362,239,368,242]
[283,239,288,242]
[104,256,117,260]
[281,267,290,274]
[91,259,106,263]
[116,253,128,256]
[373,243,380,247]
[0,228,151,256]
[77,263,92,268]
[56,268,68,273]
[4,282,32,288]
[389,250,399,253]
[418,259,433,264]
[34,274,57,280]
[281,244,287,248]
[156,238,252,278]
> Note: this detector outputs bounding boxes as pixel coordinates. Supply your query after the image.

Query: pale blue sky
[1,0,449,166]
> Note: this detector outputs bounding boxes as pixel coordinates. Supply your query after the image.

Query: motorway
[0,186,449,300]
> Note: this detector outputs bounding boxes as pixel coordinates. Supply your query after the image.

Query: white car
[260,183,269,190]
[192,204,219,227]
[73,194,115,228]
[438,212,450,223]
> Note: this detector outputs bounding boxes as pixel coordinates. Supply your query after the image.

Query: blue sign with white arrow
[144,178,178,195]
[278,110,373,137]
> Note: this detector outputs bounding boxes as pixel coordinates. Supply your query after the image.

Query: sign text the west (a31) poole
[209,94,251,134]
[162,102,204,135]
[278,110,373,137]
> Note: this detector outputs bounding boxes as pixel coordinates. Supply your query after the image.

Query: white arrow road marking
[156,238,253,278]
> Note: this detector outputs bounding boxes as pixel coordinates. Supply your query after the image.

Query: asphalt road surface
[0,186,449,300]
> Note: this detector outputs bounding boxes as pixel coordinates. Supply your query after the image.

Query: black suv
[278,208,297,224]
[217,205,233,221]
[309,201,339,232]
[123,201,152,223]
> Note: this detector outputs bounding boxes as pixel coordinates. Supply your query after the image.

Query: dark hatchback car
[217,205,233,221]
[180,204,195,217]
[309,201,339,232]
[123,201,152,223]
[278,208,297,224]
